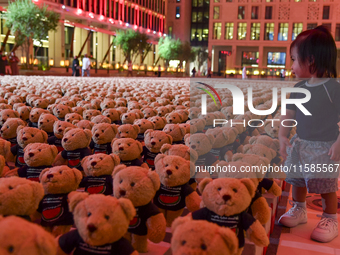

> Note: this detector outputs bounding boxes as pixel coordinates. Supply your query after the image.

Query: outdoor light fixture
[109,18,114,24]
[126,23,129,27]
[49,59,54,66]
[89,12,94,18]
[99,15,104,21]
[153,31,156,34]
[62,5,65,9]
[134,25,138,29]
[76,9,82,15]
[60,60,65,67]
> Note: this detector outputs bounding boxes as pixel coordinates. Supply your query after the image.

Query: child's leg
[321,192,338,214]
[293,185,307,202]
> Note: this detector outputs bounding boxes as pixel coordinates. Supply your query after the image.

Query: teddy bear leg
[146,213,166,243]
[124,232,132,242]
[52,225,72,237]
[166,209,183,227]
[189,180,197,191]
[246,220,270,247]
[131,234,148,253]
[251,197,271,225]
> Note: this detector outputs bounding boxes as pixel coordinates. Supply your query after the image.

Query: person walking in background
[127,60,133,77]
[242,66,247,79]
[9,52,19,75]
[192,67,196,77]
[3,55,11,75]
[158,64,161,77]
[207,67,212,78]
[82,54,91,77]
[72,56,80,77]
[0,52,4,76]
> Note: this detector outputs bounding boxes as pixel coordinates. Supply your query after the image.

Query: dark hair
[290,25,337,78]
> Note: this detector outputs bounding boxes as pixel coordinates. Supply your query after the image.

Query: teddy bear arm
[146,213,166,243]
[224,151,233,162]
[268,182,282,197]
[251,197,271,225]
[185,191,201,212]
[246,220,270,247]
[7,151,16,163]
[53,153,68,166]
[3,167,19,177]
[141,162,149,169]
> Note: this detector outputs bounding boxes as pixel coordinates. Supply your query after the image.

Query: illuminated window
[292,23,303,40]
[278,23,288,41]
[264,23,274,40]
[225,22,233,40]
[238,6,245,19]
[251,6,258,19]
[213,22,222,39]
[251,23,260,40]
[176,6,180,19]
[237,22,247,40]
[213,6,220,19]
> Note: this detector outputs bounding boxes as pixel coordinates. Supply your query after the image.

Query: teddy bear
[0,117,26,146]
[160,143,198,163]
[189,178,270,255]
[0,216,58,255]
[243,143,278,166]
[171,217,238,255]
[121,112,140,125]
[111,138,148,168]
[0,176,44,221]
[148,116,167,130]
[163,124,186,144]
[155,106,169,117]
[187,118,206,133]
[89,123,118,155]
[47,121,76,153]
[178,123,197,134]
[113,165,166,253]
[64,112,83,123]
[188,107,200,120]
[102,108,122,125]
[0,109,20,128]
[79,153,120,195]
[57,192,137,255]
[0,139,11,168]
[37,165,83,237]
[100,98,116,110]
[32,98,49,109]
[72,106,85,117]
[10,126,48,167]
[142,107,158,119]
[53,128,92,172]
[153,154,201,226]
[73,119,94,130]
[165,112,184,124]
[199,112,218,132]
[38,113,59,138]
[17,105,31,122]
[117,124,140,140]
[133,119,155,142]
[29,108,50,128]
[91,115,111,124]
[141,129,173,170]
[83,109,101,121]
[206,127,243,162]
[52,104,72,121]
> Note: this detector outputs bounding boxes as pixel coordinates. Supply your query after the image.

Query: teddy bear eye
[7,245,14,253]
[217,187,221,191]
[263,154,266,157]
[130,182,135,187]
[6,114,9,117]
[214,135,216,138]
[8,186,13,190]
[181,240,186,245]
[201,244,207,250]
[119,179,123,184]
[170,129,172,132]
[31,134,34,137]
[59,125,61,127]
[165,164,169,167]
[233,188,238,193]
[87,212,92,217]
[59,171,63,174]
[99,157,103,160]
[38,149,42,152]
[6,125,9,128]
[128,144,131,146]
[175,166,178,170]
[72,134,75,136]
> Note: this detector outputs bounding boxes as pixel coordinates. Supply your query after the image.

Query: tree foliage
[158,37,182,63]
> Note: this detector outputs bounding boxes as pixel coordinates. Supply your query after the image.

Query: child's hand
[279,136,292,161]
[328,140,340,161]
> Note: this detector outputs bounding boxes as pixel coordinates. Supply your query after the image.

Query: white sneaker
[278,200,308,228]
[311,215,338,243]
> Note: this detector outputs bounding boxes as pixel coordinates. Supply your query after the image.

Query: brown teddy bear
[142,129,173,170]
[0,216,57,255]
[117,124,140,139]
[10,126,48,167]
[73,119,94,130]
[163,124,186,144]
[90,123,118,154]
[37,165,83,237]
[160,143,198,163]
[165,112,183,124]
[121,112,140,125]
[142,107,157,119]
[57,192,138,255]
[0,109,20,128]
[148,116,167,130]
[0,176,44,221]
[190,178,270,255]
[14,143,58,182]
[153,154,201,226]
[111,138,148,168]
[83,109,101,121]
[38,113,59,138]
[29,108,49,128]
[80,153,120,195]
[17,105,31,122]
[113,165,166,253]
[171,217,238,255]
[0,117,25,146]
[243,143,277,165]
[64,112,83,123]
[47,120,75,153]
[52,104,72,121]
[187,118,206,133]
[102,108,122,125]
[54,128,92,172]
[133,119,155,142]
[0,139,11,170]
[91,115,111,124]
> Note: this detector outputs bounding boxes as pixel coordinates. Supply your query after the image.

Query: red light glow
[99,15,104,21]
[76,9,82,15]
[89,12,94,18]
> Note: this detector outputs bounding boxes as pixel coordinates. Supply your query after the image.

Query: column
[48,22,65,67]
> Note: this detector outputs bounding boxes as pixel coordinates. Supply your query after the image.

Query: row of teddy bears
[0,77,293,255]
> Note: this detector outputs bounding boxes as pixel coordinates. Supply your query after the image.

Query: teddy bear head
[82,109,101,121]
[113,165,160,207]
[111,138,143,161]
[178,123,197,134]
[188,107,201,120]
[32,98,49,109]
[72,106,85,116]
[62,127,92,151]
[199,112,218,126]
[184,133,215,156]
[38,113,58,134]
[17,106,31,121]
[81,153,120,177]
[155,106,169,117]
[144,129,172,153]
[0,139,11,162]
[52,104,72,120]
[206,127,239,148]
[121,112,139,124]
[65,113,83,124]
[0,118,25,139]
[199,178,256,216]
[154,154,195,187]
[68,192,135,246]
[249,134,280,152]
[0,109,20,126]
[73,120,94,130]
[91,115,111,124]
[117,124,140,139]
[160,144,198,163]
[0,216,57,255]
[53,120,75,139]
[263,120,280,138]
[102,108,121,123]
[243,144,277,161]
[133,119,155,134]
[165,112,183,124]
[100,99,116,110]
[232,153,270,170]
[17,126,48,148]
[142,107,157,119]
[0,176,45,216]
[163,124,186,142]
[39,166,83,194]
[91,123,118,145]
[221,106,234,120]
[171,217,238,255]
[24,143,58,168]
[187,118,206,132]
[148,116,167,130]
[30,108,49,123]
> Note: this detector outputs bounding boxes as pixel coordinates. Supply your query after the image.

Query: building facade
[0,0,166,68]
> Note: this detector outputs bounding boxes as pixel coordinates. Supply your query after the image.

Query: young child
[279,26,340,243]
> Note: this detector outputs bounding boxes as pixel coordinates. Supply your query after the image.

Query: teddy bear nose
[63,138,68,142]
[166,170,172,175]
[191,145,196,149]
[119,147,124,151]
[28,152,34,157]
[87,224,97,233]
[39,122,43,126]
[22,137,28,141]
[95,133,99,137]
[169,119,172,123]
[223,195,231,201]
[58,129,63,133]
[46,174,54,179]
[151,141,156,146]
[119,190,126,196]
[91,161,97,166]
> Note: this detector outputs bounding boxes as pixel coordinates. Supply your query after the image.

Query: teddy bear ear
[179,125,186,137]
[39,167,50,182]
[150,121,155,129]
[67,106,72,113]
[116,110,122,117]
[83,129,92,141]
[164,113,169,118]
[184,133,190,143]
[136,140,143,153]
[14,111,19,118]
[200,118,206,126]
[269,147,277,159]
[154,154,166,165]
[72,169,83,186]
[171,216,192,233]
[112,164,127,178]
[144,129,153,138]
[81,155,90,168]
[198,178,213,194]
[161,117,167,124]
[248,136,256,144]
[111,124,118,134]
[68,191,89,212]
[109,153,120,166]
[111,138,118,148]
[273,139,280,151]
[240,178,256,198]
[189,161,196,178]
[147,169,160,191]
[16,125,24,135]
[64,127,73,134]
[177,113,183,121]
[218,227,238,255]
[160,143,171,154]
[189,148,198,162]
[232,153,243,162]
[118,197,136,221]
[132,124,140,134]
[206,133,215,146]
[72,119,80,125]
[243,144,251,154]
[40,130,48,143]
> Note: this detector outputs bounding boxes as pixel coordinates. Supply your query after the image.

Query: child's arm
[278,109,296,161]
[328,134,340,161]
